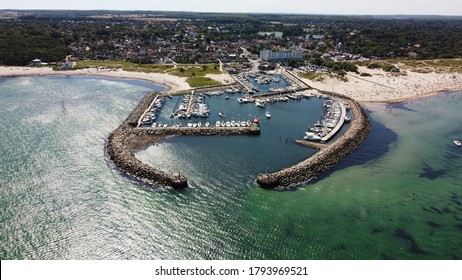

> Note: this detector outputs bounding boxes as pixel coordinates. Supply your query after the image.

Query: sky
[2,0,462,16]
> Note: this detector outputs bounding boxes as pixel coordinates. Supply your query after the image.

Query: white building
[260,49,304,62]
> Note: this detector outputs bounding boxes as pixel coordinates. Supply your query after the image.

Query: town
[2,10,462,80]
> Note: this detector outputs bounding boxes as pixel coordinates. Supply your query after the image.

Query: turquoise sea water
[1,76,462,259]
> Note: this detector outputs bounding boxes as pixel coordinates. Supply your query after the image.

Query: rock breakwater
[256,98,371,190]
[106,92,260,189]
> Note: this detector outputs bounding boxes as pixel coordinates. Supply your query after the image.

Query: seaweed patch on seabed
[427,221,443,228]
[419,161,449,180]
[394,228,427,256]
[333,244,347,252]
[371,226,385,233]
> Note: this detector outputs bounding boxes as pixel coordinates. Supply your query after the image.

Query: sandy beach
[0,66,192,93]
[1,64,461,103]
[303,65,462,103]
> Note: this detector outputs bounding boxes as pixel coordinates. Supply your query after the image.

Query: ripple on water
[2,77,462,260]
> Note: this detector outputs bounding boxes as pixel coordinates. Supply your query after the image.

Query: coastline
[301,65,462,103]
[0,66,192,93]
[1,65,461,103]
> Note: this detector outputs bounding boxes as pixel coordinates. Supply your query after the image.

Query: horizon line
[1,8,462,17]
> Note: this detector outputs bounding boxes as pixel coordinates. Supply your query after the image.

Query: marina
[3,76,462,260]
[107,70,364,190]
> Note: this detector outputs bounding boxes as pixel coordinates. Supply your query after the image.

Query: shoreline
[0,66,192,93]
[4,64,454,189]
[1,65,461,103]
[301,65,462,103]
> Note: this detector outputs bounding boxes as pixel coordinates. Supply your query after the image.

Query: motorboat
[219,112,225,118]
[255,100,266,108]
[454,140,461,147]
[304,132,322,141]
[265,111,271,118]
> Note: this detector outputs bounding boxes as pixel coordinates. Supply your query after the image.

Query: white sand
[0,66,191,93]
[302,66,462,103]
[2,65,461,103]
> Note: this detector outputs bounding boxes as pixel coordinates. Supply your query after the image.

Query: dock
[137,94,159,127]
[321,101,346,142]
[257,98,371,190]
[185,90,195,117]
[231,74,255,93]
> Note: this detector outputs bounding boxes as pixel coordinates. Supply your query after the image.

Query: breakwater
[256,98,371,190]
[108,87,369,190]
[106,92,260,189]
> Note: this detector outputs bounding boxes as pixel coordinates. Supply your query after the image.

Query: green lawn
[186,77,221,87]
[75,60,222,87]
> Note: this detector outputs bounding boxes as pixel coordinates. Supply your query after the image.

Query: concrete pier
[321,100,346,142]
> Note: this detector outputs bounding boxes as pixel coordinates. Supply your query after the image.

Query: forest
[1,10,462,66]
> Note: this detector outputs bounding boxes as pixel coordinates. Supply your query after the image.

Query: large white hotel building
[260,49,304,61]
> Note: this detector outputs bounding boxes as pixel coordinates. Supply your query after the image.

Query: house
[30,59,45,66]
[62,60,73,69]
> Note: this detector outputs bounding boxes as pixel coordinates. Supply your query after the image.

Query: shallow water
[1,76,462,259]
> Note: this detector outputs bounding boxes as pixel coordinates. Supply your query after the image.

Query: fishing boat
[265,111,271,118]
[454,140,462,147]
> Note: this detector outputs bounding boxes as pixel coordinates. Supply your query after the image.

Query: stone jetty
[256,98,371,190]
[107,85,370,190]
[106,92,260,189]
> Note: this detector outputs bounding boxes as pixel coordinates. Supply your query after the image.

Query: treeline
[1,10,462,66]
[0,22,70,65]
[326,18,462,59]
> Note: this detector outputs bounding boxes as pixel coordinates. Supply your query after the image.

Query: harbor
[107,92,261,189]
[107,70,370,190]
[256,98,371,189]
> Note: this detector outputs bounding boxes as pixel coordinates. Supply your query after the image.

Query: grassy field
[186,77,221,87]
[74,60,222,87]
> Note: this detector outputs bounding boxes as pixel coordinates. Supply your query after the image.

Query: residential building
[260,49,304,62]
